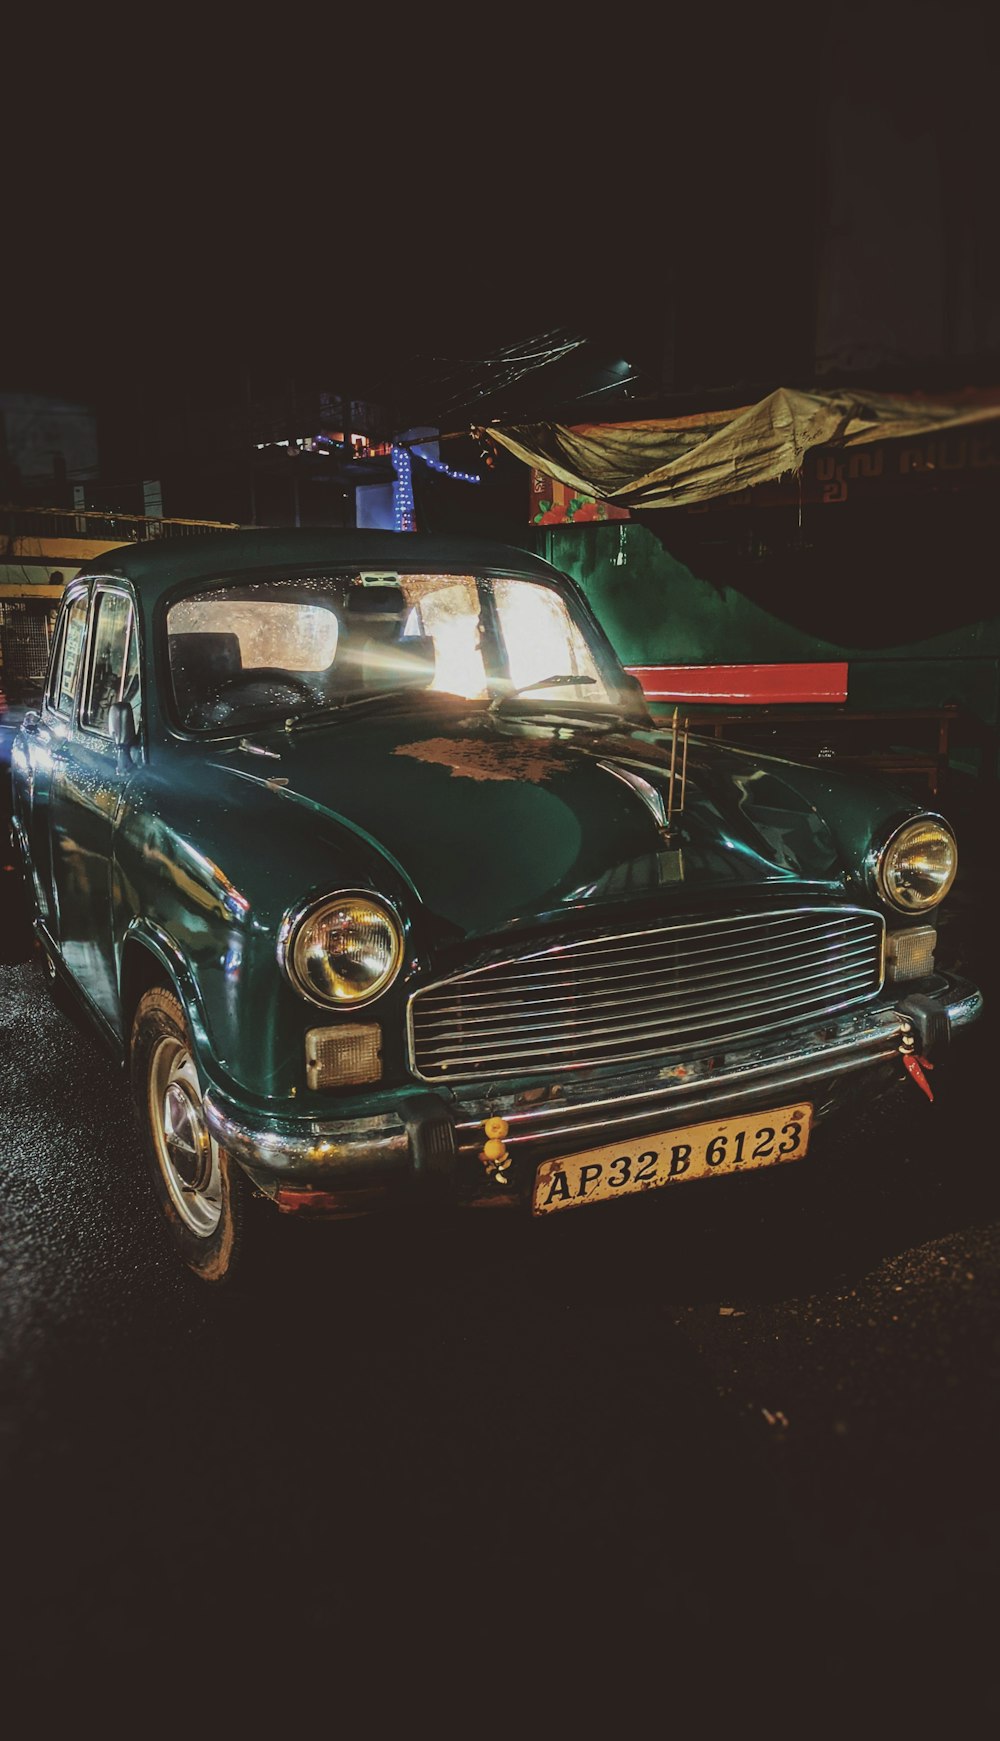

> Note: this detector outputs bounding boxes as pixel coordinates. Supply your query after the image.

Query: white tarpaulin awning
[482,387,1000,509]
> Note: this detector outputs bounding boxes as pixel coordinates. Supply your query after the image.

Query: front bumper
[203,973,983,1213]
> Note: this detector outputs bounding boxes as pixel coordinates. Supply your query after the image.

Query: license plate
[531,1103,813,1215]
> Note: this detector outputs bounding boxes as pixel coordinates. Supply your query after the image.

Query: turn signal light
[305,1023,382,1089]
[886,926,936,983]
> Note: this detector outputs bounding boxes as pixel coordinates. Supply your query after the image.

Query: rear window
[168,598,339,671]
[49,595,88,717]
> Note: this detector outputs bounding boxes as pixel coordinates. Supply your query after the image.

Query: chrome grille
[407,907,885,1084]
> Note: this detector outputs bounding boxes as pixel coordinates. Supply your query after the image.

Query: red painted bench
[623,665,957,797]
[625,663,849,705]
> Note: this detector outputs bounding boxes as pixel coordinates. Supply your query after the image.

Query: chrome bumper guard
[203,975,982,1195]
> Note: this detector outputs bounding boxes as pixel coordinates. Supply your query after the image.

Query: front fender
[119,917,216,1067]
[111,781,414,1112]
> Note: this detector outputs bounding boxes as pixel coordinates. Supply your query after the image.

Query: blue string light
[307,435,479,530]
[306,431,480,486]
[391,445,417,532]
[414,452,483,485]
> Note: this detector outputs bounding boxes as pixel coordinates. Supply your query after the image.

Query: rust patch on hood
[393,735,572,784]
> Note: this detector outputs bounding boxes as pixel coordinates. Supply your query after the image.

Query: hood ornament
[599,707,689,845]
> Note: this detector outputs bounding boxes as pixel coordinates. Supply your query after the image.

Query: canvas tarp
[481,387,1000,509]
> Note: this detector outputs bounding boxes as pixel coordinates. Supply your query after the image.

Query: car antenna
[664,706,689,843]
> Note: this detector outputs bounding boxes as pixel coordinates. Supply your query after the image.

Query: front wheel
[130,986,249,1283]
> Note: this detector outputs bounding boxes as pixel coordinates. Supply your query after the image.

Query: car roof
[74,528,565,609]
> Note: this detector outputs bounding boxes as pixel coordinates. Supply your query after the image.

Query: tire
[14,840,59,993]
[130,986,250,1283]
[4,829,45,969]
[37,932,77,1015]
[0,851,34,964]
[40,940,60,992]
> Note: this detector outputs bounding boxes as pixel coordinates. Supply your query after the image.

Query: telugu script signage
[529,469,630,525]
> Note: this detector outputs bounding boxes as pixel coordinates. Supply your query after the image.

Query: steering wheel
[212,668,317,705]
[187,667,320,730]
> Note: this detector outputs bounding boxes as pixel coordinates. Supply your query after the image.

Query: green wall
[538,522,1000,730]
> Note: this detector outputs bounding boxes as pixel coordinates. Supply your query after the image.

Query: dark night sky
[5,172,678,408]
[4,3,996,418]
[1,12,808,402]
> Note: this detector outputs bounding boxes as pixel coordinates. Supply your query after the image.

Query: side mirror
[618,671,652,719]
[107,701,137,763]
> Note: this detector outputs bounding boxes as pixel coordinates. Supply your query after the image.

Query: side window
[411,581,488,697]
[81,591,135,736]
[122,614,142,736]
[49,595,89,718]
[493,579,601,701]
[45,612,68,708]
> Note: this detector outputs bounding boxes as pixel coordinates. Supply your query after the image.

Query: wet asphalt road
[1,900,999,1720]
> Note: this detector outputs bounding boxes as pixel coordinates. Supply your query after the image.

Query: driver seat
[168,633,242,725]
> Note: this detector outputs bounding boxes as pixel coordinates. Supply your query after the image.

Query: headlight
[280,893,404,1007]
[872,816,958,913]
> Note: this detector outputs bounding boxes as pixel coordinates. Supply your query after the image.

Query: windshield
[165,570,616,732]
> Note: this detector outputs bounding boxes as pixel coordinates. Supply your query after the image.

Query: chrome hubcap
[163,1081,213,1191]
[149,1036,222,1238]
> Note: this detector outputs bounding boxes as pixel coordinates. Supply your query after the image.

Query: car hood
[207,706,888,942]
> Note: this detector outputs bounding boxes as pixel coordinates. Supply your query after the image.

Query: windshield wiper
[286,688,458,731]
[488,674,596,714]
[490,699,637,733]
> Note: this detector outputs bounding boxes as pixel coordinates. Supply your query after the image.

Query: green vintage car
[9,529,982,1280]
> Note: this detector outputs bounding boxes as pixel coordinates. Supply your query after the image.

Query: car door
[48,583,142,1028]
[18,585,91,932]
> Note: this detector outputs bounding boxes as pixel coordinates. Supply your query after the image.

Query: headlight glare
[875,817,957,913]
[283,894,404,1006]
